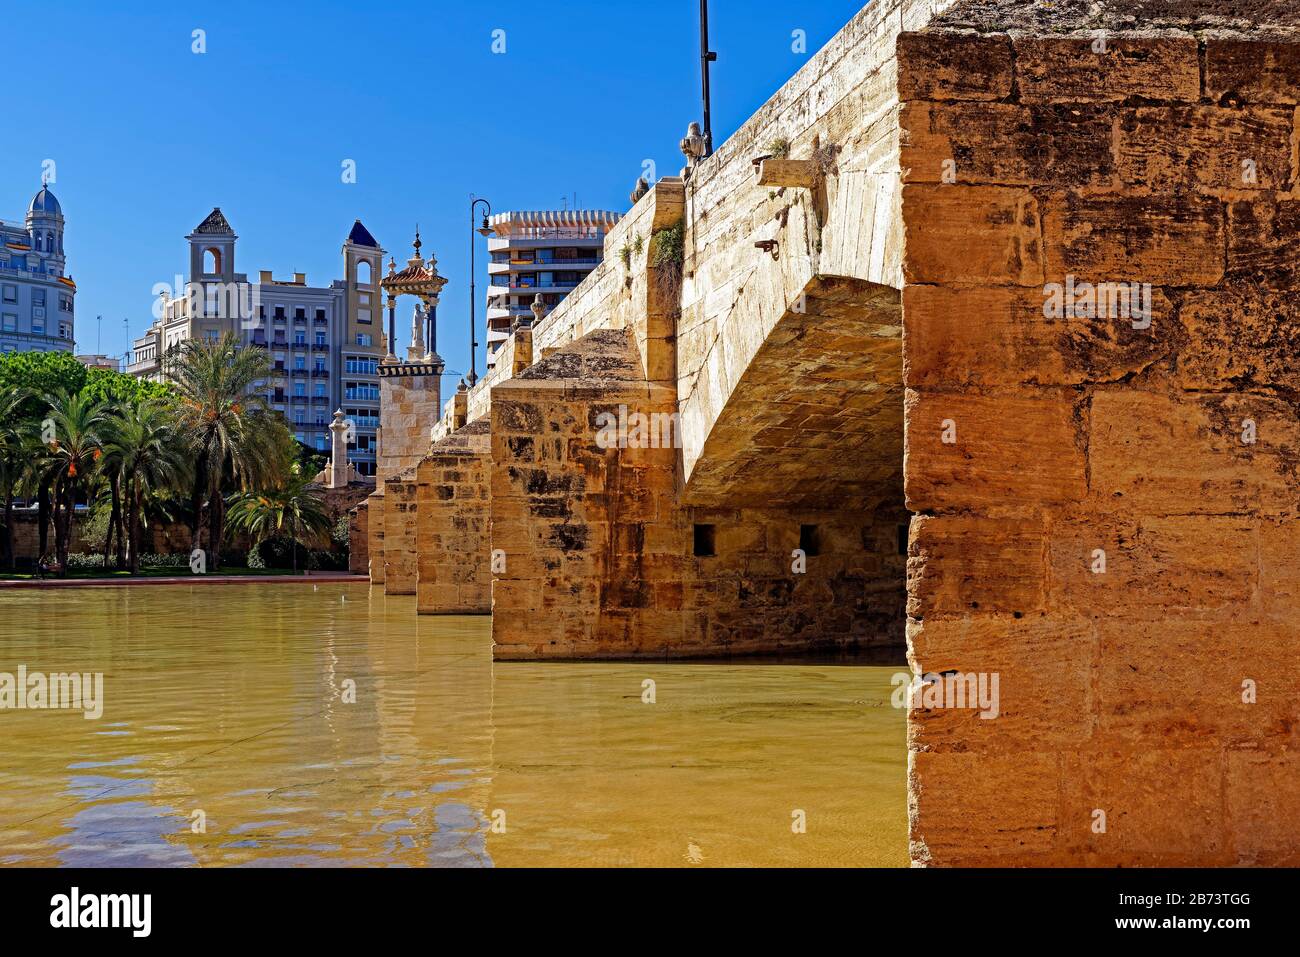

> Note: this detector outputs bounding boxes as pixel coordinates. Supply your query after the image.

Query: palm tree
[227,466,331,573]
[93,443,127,570]
[167,334,288,570]
[0,389,32,570]
[102,399,190,574]
[40,389,108,570]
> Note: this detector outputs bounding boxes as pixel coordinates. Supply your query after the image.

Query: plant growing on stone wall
[650,218,686,315]
[619,242,632,269]
[765,136,791,159]
[651,219,685,269]
[812,140,841,178]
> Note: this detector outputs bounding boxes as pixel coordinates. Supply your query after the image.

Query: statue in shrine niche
[409,302,426,361]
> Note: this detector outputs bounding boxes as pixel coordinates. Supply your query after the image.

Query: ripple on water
[0,583,906,867]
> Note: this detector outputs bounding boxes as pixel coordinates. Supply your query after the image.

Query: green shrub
[253,537,312,569]
[139,553,190,568]
[311,550,348,571]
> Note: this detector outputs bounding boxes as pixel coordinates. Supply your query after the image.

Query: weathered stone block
[1058,749,1229,866]
[1226,752,1300,865]
[904,390,1086,510]
[903,284,1173,390]
[1089,391,1300,516]
[1042,193,1226,287]
[1206,35,1300,105]
[910,750,1059,865]
[896,30,1013,102]
[1096,619,1300,748]
[1227,200,1300,289]
[1178,285,1300,392]
[902,185,1043,286]
[907,615,1094,750]
[901,101,1114,186]
[1048,515,1257,617]
[907,514,1047,619]
[1014,33,1200,104]
[1258,519,1300,618]
[1116,105,1295,192]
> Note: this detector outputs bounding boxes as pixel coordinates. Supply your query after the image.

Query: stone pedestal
[376,359,443,481]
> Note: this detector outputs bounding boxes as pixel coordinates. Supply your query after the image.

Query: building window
[294,382,306,397]
[315,332,326,346]
[32,289,45,306]
[799,524,821,557]
[294,331,306,345]
[59,322,72,340]
[315,435,327,451]
[294,355,305,370]
[357,310,371,325]
[32,316,45,335]
[345,382,379,401]
[2,285,15,303]
[294,308,306,320]
[294,410,304,424]
[355,333,371,347]
[1,314,15,332]
[314,383,326,397]
[693,524,716,557]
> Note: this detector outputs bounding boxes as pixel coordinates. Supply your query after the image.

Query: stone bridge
[356,0,1300,866]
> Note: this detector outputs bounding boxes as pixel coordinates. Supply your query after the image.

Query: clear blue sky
[3,0,865,377]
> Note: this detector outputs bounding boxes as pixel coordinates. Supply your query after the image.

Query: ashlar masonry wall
[416,420,492,615]
[490,327,907,659]
[899,5,1300,866]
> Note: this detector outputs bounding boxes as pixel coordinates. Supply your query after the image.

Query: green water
[0,584,907,867]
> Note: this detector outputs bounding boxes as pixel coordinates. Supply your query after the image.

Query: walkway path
[0,573,368,589]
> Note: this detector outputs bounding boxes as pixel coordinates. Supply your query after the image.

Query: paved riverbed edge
[0,573,369,589]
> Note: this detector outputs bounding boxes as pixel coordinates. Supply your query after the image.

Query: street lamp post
[699,0,716,156]
[469,196,493,387]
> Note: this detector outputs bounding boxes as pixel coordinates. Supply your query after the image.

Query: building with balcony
[0,186,76,354]
[129,212,385,476]
[483,209,619,369]
[77,354,121,372]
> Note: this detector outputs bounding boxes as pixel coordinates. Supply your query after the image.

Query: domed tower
[27,185,66,276]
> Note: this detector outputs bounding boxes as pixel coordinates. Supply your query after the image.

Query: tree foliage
[0,338,328,576]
